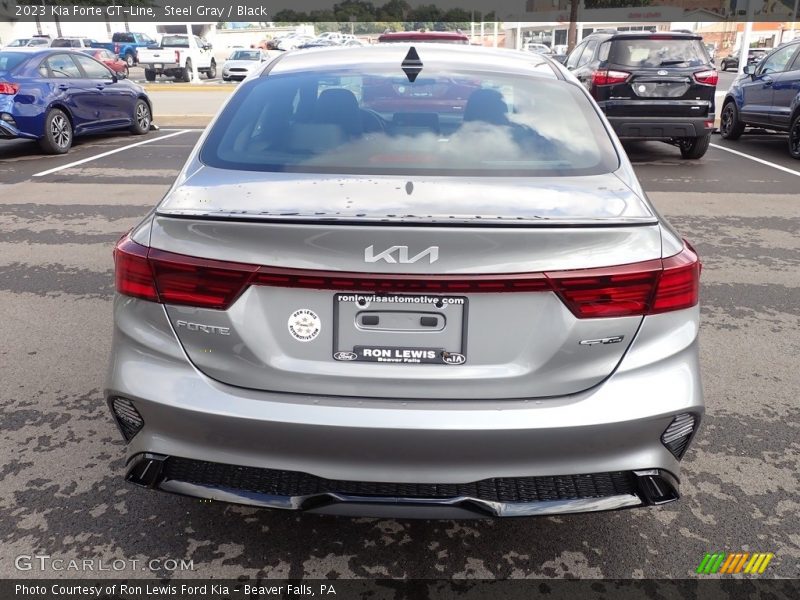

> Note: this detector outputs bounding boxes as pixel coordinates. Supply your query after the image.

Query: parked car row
[563,30,717,159]
[560,30,800,160]
[720,39,800,159]
[719,47,769,71]
[0,48,152,154]
[3,33,157,66]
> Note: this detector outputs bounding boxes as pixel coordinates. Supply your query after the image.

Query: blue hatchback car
[719,40,800,159]
[0,48,152,154]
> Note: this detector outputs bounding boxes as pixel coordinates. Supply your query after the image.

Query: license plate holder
[333,293,467,365]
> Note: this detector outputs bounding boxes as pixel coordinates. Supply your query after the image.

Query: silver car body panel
[106,45,703,516]
[107,297,701,483]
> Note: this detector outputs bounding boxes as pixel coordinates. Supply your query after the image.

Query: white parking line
[710,143,800,178]
[33,130,191,178]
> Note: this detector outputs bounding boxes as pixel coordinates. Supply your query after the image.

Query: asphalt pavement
[0,113,798,580]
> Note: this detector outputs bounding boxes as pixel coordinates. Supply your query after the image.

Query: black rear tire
[181,60,192,83]
[144,69,156,82]
[130,99,151,135]
[721,60,729,71]
[789,113,800,160]
[678,133,711,159]
[38,108,73,154]
[719,102,745,140]
[125,53,135,67]
[206,60,216,79]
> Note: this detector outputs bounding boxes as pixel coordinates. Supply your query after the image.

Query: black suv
[564,30,717,159]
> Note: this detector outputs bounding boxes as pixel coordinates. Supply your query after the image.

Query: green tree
[376,0,411,21]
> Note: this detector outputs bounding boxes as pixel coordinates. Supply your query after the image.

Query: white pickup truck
[137,34,217,82]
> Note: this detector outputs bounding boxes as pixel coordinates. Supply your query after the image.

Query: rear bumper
[0,119,36,140]
[105,299,704,518]
[126,455,680,518]
[142,63,181,71]
[607,116,714,140]
[0,120,17,139]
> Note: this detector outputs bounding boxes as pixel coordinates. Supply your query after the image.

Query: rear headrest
[463,89,509,125]
[314,88,363,137]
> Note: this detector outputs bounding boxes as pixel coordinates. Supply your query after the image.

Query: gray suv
[106,45,703,518]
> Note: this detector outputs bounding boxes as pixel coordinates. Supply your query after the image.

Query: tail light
[175,50,181,64]
[113,236,158,302]
[113,236,700,317]
[0,82,20,95]
[114,43,120,53]
[591,69,630,86]
[693,69,718,86]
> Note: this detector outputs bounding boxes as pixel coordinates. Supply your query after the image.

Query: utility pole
[738,0,755,76]
[567,0,579,52]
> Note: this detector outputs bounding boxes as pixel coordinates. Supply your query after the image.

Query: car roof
[270,44,559,78]
[1,48,85,56]
[379,31,469,41]
[588,30,702,41]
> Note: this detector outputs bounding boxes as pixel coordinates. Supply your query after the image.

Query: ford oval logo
[657,69,669,76]
[333,351,358,361]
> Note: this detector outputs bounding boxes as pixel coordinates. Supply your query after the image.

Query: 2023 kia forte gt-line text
[0,48,152,154]
[106,45,703,518]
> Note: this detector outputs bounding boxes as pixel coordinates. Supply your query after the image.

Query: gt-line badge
[288,309,321,342]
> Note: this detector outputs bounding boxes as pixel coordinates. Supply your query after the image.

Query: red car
[80,48,129,78]
[377,31,470,44]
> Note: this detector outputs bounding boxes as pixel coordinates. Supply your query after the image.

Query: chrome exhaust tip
[126,453,167,488]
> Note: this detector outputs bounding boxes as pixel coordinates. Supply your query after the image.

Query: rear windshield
[200,68,618,177]
[609,38,708,68]
[51,39,78,48]
[0,52,29,73]
[162,36,189,48]
[230,50,261,60]
[379,35,469,44]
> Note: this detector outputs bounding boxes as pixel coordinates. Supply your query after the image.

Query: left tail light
[113,236,159,302]
[693,69,718,86]
[591,69,631,86]
[114,236,700,317]
[0,82,20,95]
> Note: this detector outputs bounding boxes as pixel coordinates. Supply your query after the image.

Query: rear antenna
[402,47,423,83]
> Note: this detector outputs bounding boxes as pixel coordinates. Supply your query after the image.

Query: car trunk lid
[140,170,667,400]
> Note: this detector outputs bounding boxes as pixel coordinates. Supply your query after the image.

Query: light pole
[738,0,755,77]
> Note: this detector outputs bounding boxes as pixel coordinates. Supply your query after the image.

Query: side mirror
[743,64,755,75]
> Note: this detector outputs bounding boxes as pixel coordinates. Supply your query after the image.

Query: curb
[141,83,235,92]
[157,115,213,127]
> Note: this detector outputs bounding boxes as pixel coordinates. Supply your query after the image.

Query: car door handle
[763,77,773,86]
[57,84,70,90]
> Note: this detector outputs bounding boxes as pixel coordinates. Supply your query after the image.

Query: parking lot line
[32,130,192,178]
[710,143,800,178]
